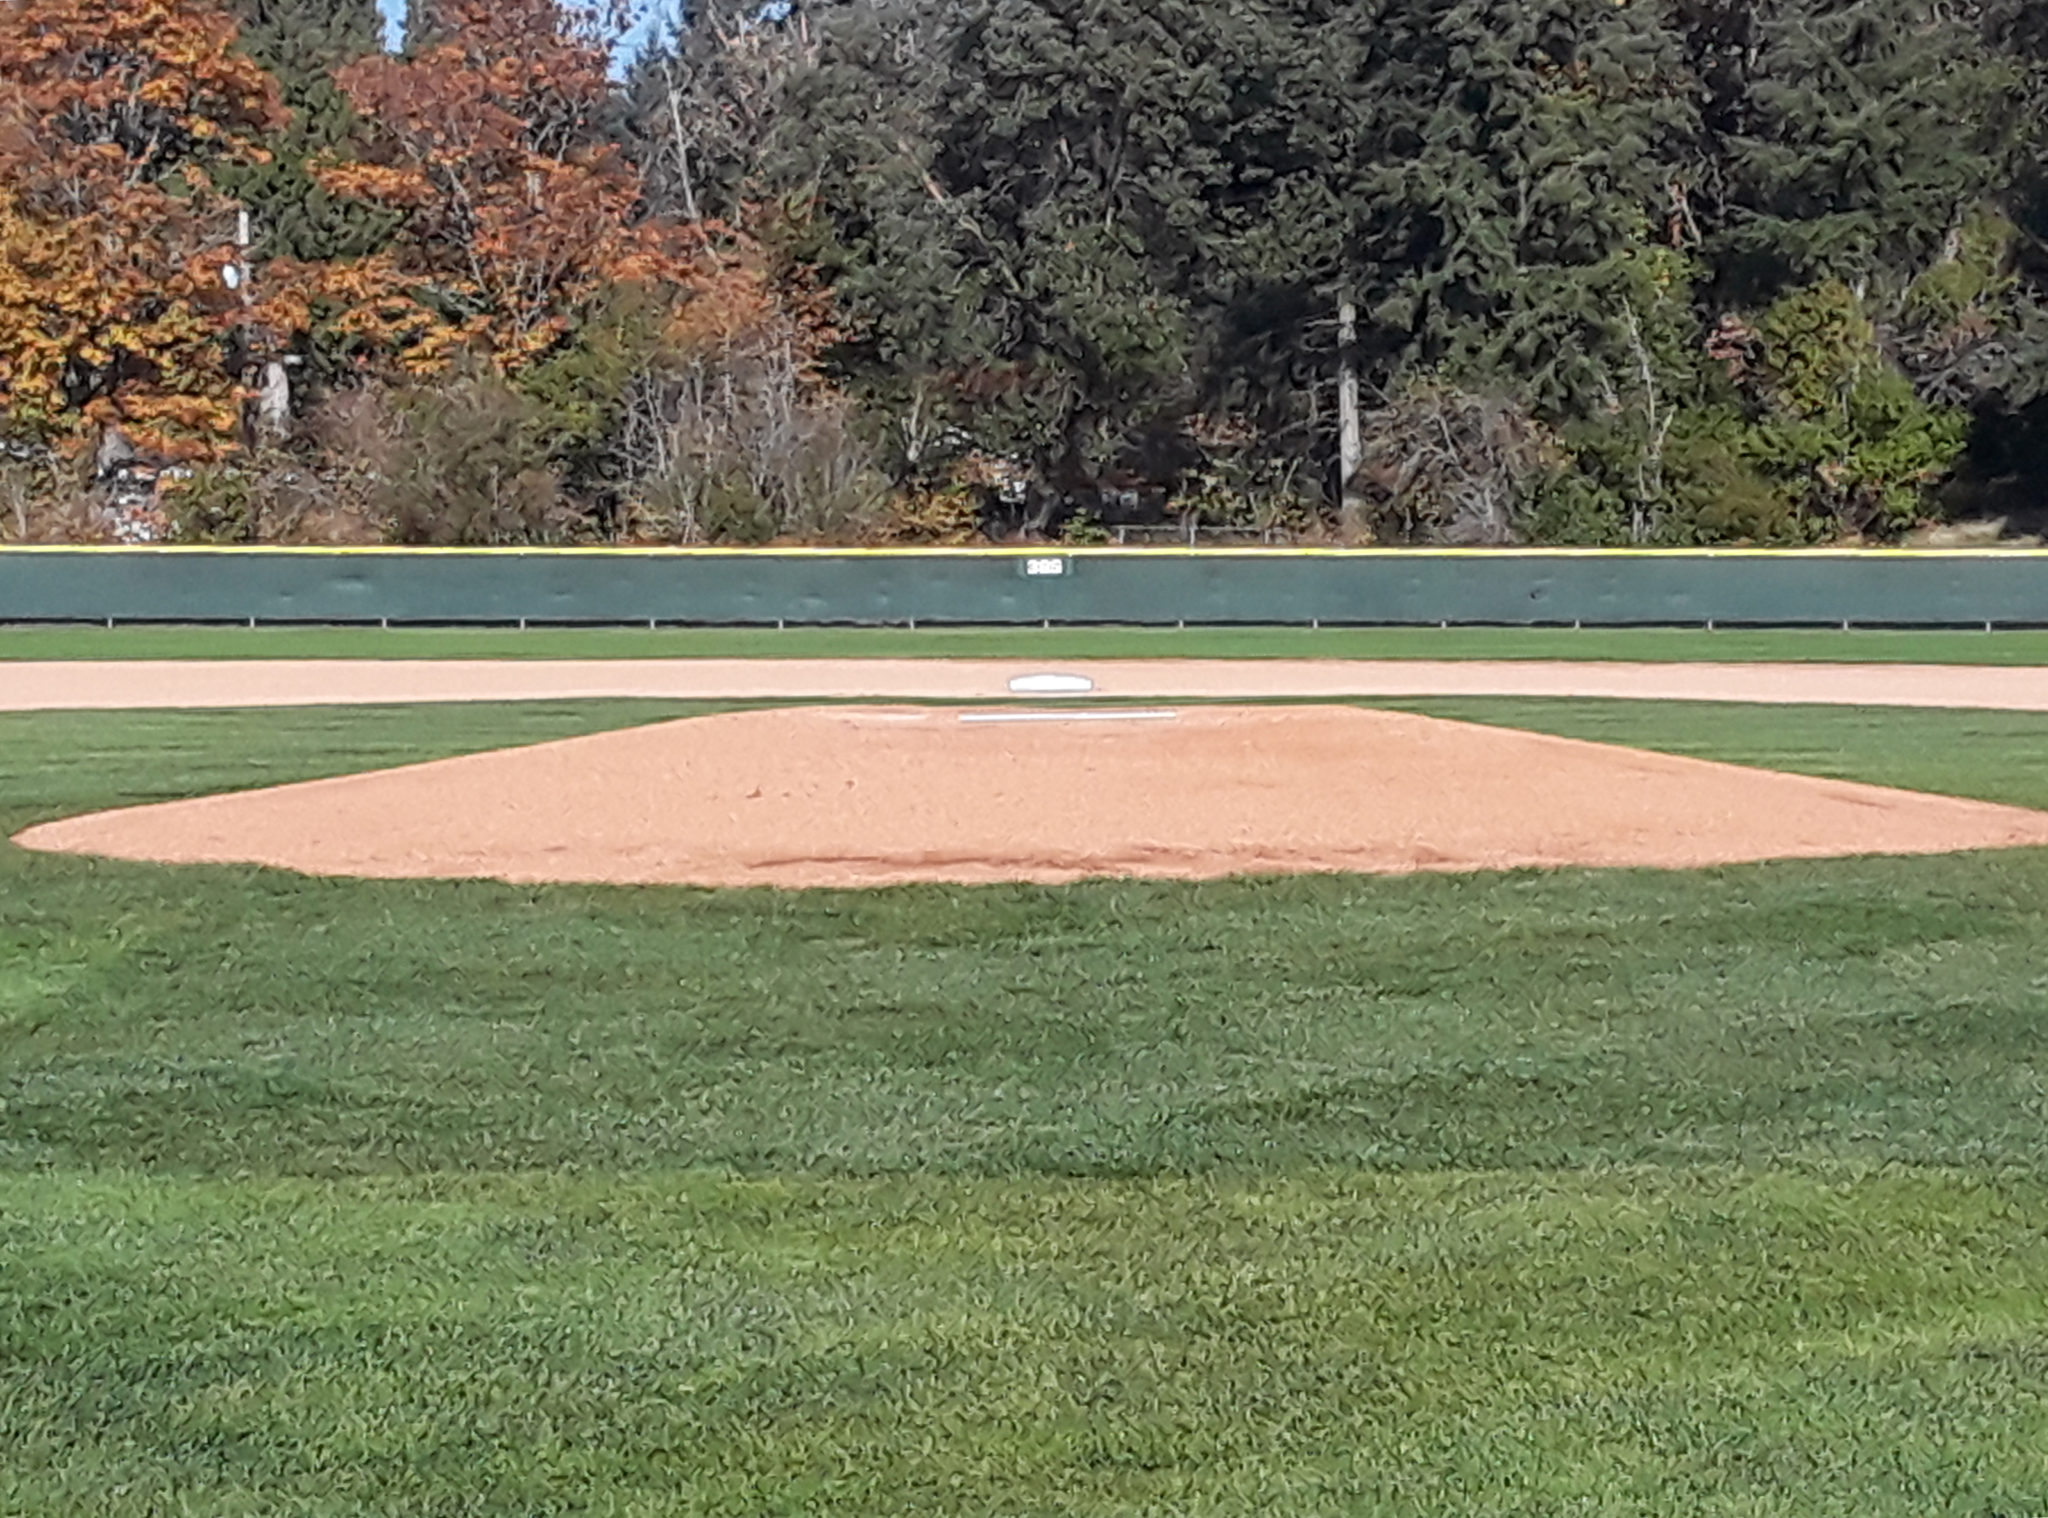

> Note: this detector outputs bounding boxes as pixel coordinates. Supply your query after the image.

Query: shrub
[872,476,985,544]
[1354,380,1550,544]
[0,448,102,542]
[164,465,260,543]
[160,445,386,546]
[376,366,569,545]
[1740,282,1969,535]
[618,346,889,544]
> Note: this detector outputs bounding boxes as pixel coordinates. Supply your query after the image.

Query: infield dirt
[18,704,2048,888]
[11,656,2048,710]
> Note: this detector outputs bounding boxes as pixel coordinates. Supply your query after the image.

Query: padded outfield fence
[3,545,2048,628]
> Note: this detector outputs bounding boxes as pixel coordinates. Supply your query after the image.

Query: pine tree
[402,0,448,50]
[231,0,380,92]
[1194,0,1376,506]
[764,0,968,469]
[1348,0,1697,414]
[1691,0,2019,299]
[217,0,394,267]
[621,0,823,227]
[784,0,1296,505]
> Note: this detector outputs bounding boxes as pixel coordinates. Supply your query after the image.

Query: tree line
[2,0,2045,545]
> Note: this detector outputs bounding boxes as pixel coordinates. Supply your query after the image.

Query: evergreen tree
[232,0,380,92]
[1349,0,1697,413]
[707,0,2048,537]
[1129,0,1371,483]
[1683,1,2040,533]
[1688,0,2019,300]
[402,0,450,50]
[1128,0,1702,514]
[0,0,2020,540]
[218,0,394,267]
[783,0,1311,512]
[1987,0,2048,382]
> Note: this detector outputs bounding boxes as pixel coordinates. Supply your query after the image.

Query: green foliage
[1747,282,1970,532]
[1531,276,1971,542]
[230,0,379,90]
[1904,213,2020,328]
[1357,0,1697,413]
[645,459,779,543]
[0,451,94,543]
[163,463,261,543]
[1526,244,1720,543]
[218,0,398,266]
[1521,464,1632,545]
[1702,0,2022,298]
[1056,511,1113,545]
[515,282,675,466]
[1532,413,1807,547]
[1172,451,1323,538]
[1663,418,1807,542]
[376,366,567,544]
[10,0,2048,538]
[1757,281,1878,417]
[785,0,1221,482]
[765,0,2048,538]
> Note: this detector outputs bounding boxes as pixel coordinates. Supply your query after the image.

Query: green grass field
[7,697,2048,1514]
[9,620,2048,663]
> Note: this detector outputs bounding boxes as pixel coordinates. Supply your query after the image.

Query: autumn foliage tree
[7,0,2048,546]
[0,0,290,459]
[302,0,864,544]
[322,0,776,376]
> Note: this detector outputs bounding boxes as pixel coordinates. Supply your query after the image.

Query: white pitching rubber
[960,709,1178,724]
[1007,673,1097,694]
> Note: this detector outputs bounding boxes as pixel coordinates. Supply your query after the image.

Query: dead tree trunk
[1338,295,1364,528]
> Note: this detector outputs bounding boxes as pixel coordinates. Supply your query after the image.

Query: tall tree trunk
[257,360,291,442]
[1338,294,1364,529]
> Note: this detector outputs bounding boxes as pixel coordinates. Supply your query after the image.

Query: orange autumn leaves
[0,0,792,460]
[0,0,287,456]
[324,0,775,372]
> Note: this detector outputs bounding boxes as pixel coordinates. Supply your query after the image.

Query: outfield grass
[1388,697,2048,809]
[6,698,2048,1513]
[6,620,2048,663]
[8,1169,2047,1515]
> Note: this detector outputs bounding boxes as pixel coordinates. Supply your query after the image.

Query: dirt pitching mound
[17,705,2048,889]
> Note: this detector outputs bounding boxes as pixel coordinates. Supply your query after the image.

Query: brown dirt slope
[17,705,2048,889]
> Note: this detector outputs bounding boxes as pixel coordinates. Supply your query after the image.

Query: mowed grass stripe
[8,621,2048,663]
[7,848,2046,1177]
[5,1168,2048,1515]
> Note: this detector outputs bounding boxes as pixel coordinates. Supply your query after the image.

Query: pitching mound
[17,705,2048,889]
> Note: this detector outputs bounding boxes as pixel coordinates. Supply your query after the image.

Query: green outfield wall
[3,546,2047,627]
